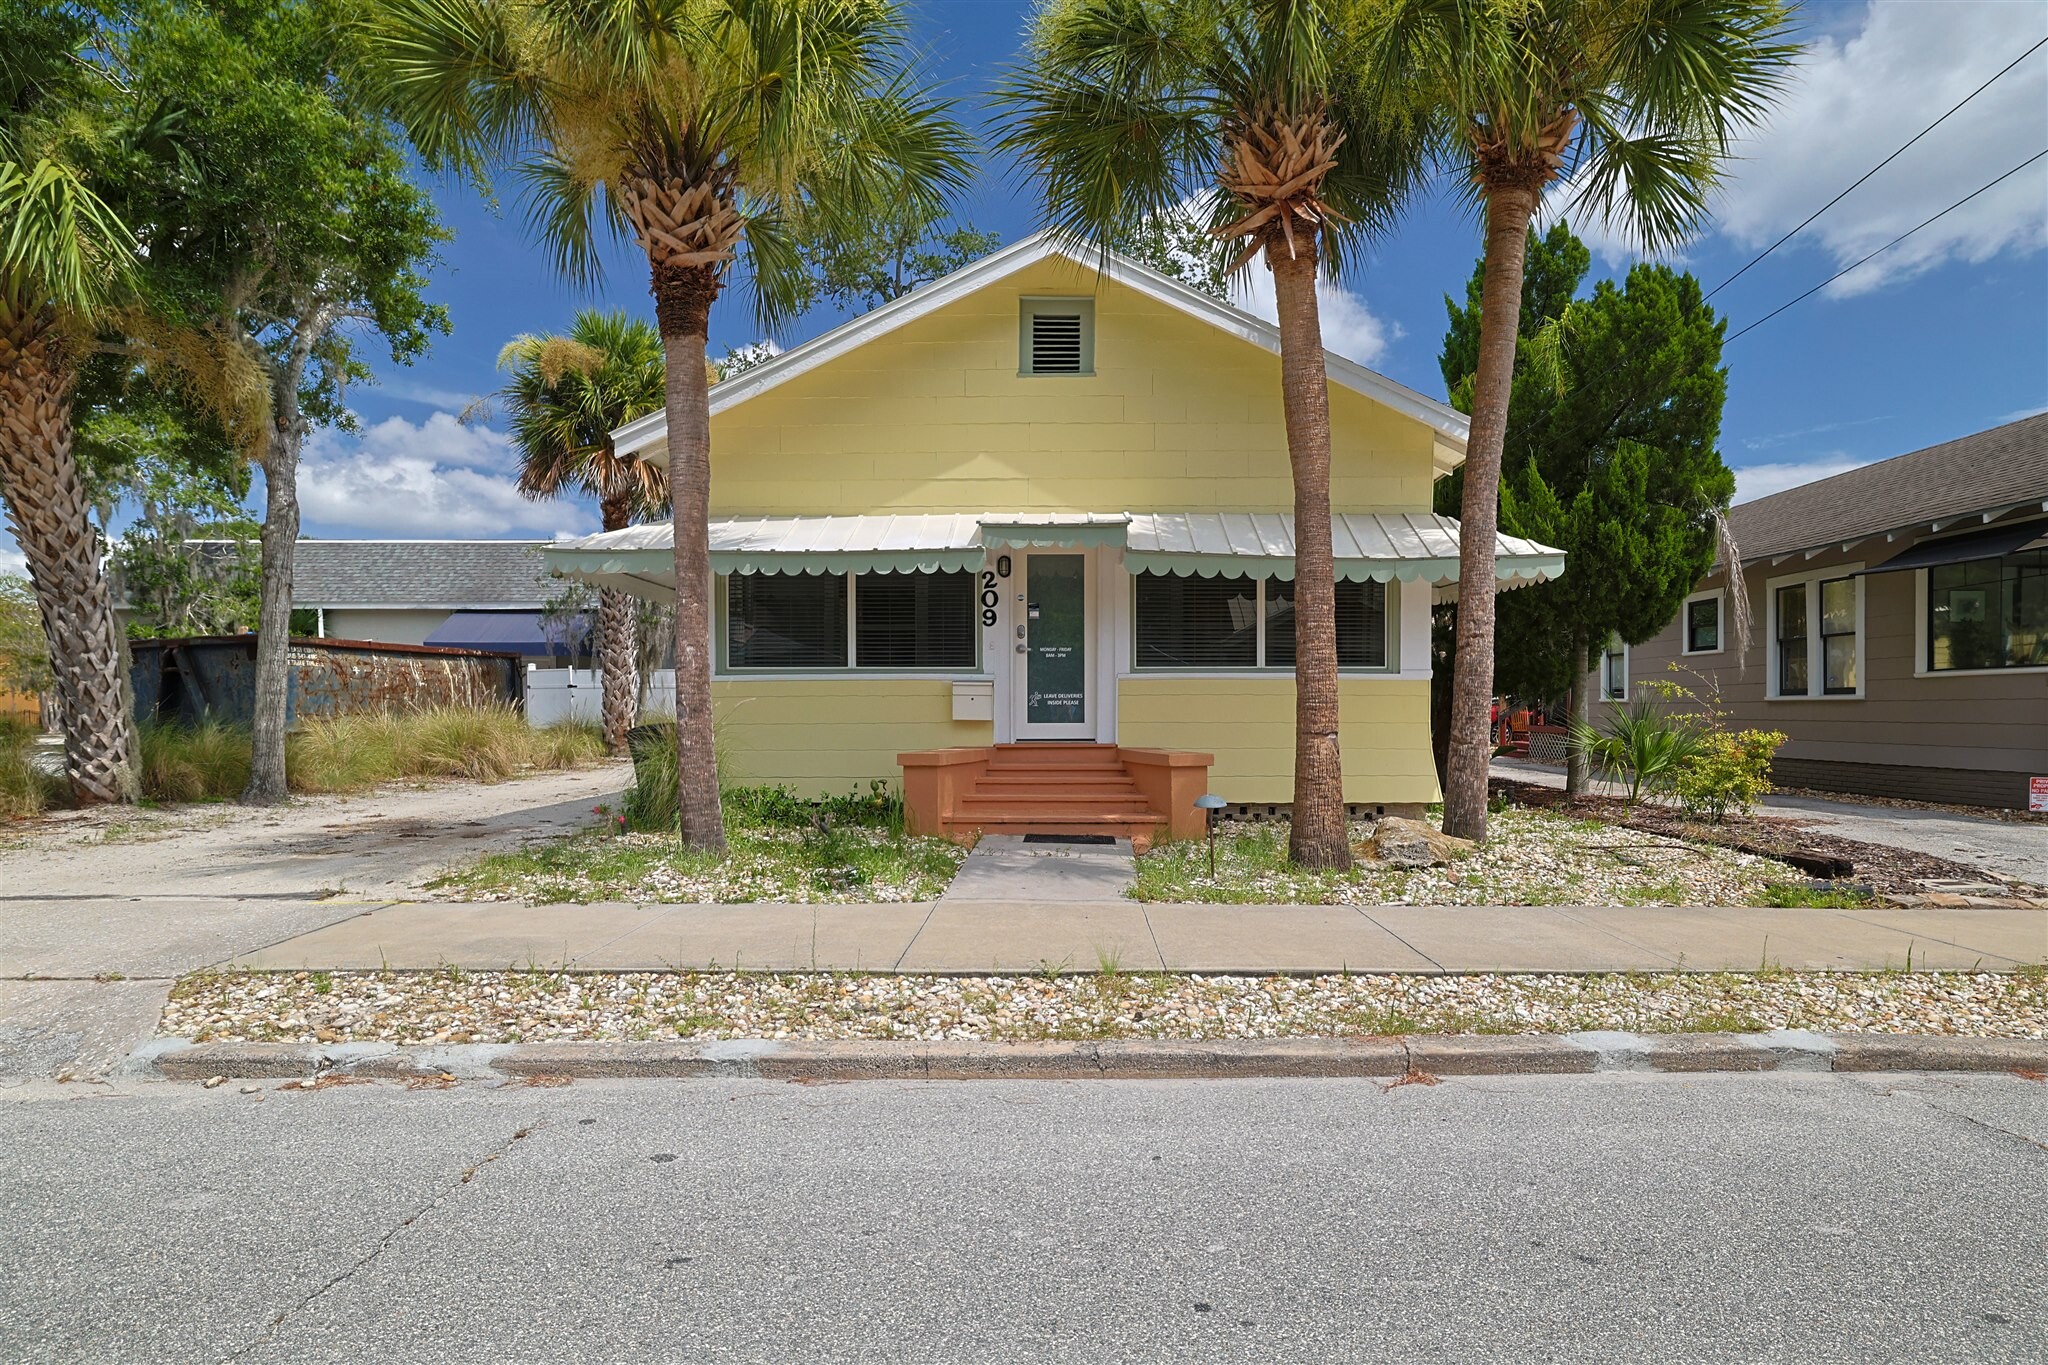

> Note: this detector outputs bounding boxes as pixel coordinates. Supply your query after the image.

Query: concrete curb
[136,1032,2048,1084]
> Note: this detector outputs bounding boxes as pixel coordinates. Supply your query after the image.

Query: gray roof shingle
[291,540,557,608]
[1731,414,2048,562]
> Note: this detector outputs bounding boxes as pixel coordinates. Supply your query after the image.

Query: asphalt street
[3,1072,2043,1364]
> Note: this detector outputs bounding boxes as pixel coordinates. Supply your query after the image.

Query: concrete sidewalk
[227,898,2047,975]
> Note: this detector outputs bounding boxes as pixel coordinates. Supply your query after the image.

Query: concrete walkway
[939,834,1136,904]
[1493,757,2048,887]
[223,898,2046,976]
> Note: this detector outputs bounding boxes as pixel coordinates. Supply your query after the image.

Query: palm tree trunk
[1442,185,1540,841]
[651,263,726,851]
[1266,242,1350,870]
[596,491,639,755]
[1564,661,1591,797]
[242,416,302,805]
[0,314,138,805]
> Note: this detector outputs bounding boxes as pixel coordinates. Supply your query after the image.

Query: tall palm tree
[1374,0,1795,841]
[499,309,669,755]
[1000,0,1430,869]
[0,10,140,804]
[361,0,972,851]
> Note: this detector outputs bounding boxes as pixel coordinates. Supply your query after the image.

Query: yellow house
[546,235,1561,841]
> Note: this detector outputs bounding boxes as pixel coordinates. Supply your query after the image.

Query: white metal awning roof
[544,512,1564,602]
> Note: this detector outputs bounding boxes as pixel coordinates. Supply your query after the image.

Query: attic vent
[1030,313,1083,372]
[1020,298,1094,375]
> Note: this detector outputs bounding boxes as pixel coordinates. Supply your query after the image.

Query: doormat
[1022,833,1117,846]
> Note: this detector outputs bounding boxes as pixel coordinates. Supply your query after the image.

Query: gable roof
[292,540,556,608]
[1731,414,2048,562]
[611,231,1470,463]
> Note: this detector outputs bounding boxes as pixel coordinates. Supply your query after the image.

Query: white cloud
[1732,453,1876,504]
[377,378,490,412]
[1741,414,1895,452]
[1711,0,2048,296]
[296,412,594,539]
[0,539,24,578]
[1999,403,2048,424]
[1231,268,1399,368]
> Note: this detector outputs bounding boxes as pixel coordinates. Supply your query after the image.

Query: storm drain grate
[1022,833,1117,846]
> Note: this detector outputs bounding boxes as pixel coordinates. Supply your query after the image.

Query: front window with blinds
[724,571,976,672]
[1132,573,1389,671]
[1020,298,1094,375]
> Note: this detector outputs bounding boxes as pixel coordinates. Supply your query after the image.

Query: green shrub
[622,724,904,836]
[139,720,253,801]
[128,706,604,802]
[0,719,62,818]
[1675,729,1785,822]
[623,722,679,831]
[1570,696,1705,813]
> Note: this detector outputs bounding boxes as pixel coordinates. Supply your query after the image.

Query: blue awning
[424,610,592,657]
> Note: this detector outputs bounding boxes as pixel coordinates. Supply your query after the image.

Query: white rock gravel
[163,967,2048,1044]
[1137,808,1785,906]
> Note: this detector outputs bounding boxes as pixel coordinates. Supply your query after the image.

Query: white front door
[1010,551,1094,739]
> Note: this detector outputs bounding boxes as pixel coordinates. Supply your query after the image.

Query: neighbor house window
[1600,638,1628,701]
[1132,573,1389,671]
[1769,569,1863,698]
[1683,591,1722,654]
[724,570,976,672]
[1927,544,2048,671]
[1819,576,1858,693]
[1020,297,1095,375]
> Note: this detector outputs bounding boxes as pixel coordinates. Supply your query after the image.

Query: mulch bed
[1489,778,2023,898]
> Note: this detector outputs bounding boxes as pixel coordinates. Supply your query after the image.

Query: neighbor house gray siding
[1612,538,2047,810]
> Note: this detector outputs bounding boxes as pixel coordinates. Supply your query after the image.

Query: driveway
[1493,758,2047,888]
[0,764,629,1081]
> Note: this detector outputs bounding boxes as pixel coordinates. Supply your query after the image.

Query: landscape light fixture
[1194,794,1229,878]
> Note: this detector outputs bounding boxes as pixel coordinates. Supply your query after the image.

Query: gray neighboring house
[295,540,586,662]
[1614,414,2046,810]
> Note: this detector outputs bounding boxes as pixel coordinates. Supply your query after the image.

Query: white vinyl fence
[525,666,676,728]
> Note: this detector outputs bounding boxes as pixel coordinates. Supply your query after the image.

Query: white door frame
[991,546,1121,743]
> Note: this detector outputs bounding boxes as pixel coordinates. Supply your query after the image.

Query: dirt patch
[1490,778,2033,899]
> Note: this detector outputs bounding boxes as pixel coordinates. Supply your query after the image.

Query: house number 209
[980,570,1001,627]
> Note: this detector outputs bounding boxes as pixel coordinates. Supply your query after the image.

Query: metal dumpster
[129,636,525,728]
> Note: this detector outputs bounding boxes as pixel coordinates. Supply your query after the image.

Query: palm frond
[0,157,136,319]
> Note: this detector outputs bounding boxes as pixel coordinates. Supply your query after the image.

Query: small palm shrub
[1675,729,1785,822]
[1570,697,1705,814]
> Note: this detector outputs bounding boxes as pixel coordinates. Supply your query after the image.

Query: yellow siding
[710,257,1439,517]
[712,679,988,795]
[1116,677,1440,807]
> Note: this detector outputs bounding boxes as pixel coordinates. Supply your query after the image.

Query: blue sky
[14,0,2048,566]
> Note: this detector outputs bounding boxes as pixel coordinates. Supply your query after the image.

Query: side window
[1684,594,1721,653]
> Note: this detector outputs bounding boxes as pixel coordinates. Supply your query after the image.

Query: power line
[1706,34,2048,300]
[1725,146,2048,344]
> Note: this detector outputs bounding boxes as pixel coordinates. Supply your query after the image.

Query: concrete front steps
[899,742,1216,853]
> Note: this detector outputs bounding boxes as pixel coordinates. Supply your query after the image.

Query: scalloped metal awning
[543,512,1564,602]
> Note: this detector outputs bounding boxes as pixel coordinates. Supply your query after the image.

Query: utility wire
[1725,146,2048,343]
[1706,34,2048,300]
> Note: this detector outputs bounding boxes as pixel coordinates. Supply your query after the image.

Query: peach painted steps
[898,742,1217,852]
[955,745,1164,850]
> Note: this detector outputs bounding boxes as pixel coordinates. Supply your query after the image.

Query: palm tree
[499,309,669,755]
[1374,0,1795,841]
[0,10,140,804]
[1000,0,1430,869]
[361,0,972,851]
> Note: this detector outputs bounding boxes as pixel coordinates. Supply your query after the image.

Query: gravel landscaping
[1134,806,1795,906]
[427,823,967,904]
[163,965,2048,1044]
